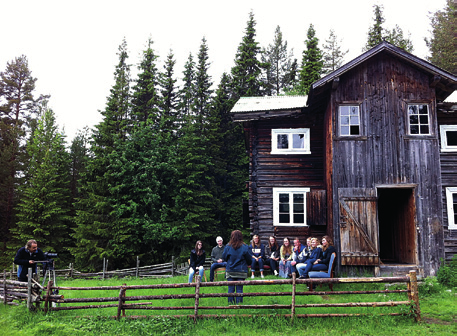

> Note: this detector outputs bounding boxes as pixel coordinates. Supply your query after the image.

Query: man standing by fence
[14,240,45,282]
[209,236,226,282]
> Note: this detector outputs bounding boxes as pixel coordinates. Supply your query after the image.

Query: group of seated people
[187,234,336,283]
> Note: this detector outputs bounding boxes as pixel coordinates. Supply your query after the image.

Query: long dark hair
[194,240,203,256]
[268,236,279,249]
[228,230,244,250]
[322,235,334,252]
[252,234,261,248]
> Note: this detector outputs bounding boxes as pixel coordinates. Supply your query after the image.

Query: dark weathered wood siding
[437,110,457,261]
[247,113,326,243]
[330,54,445,275]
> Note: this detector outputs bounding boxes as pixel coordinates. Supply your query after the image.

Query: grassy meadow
[0,274,455,335]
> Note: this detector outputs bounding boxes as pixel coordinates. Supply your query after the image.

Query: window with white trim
[271,128,310,154]
[446,187,457,229]
[408,104,430,135]
[339,105,360,136]
[273,188,310,226]
[440,125,457,152]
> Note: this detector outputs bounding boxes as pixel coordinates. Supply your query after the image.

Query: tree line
[0,4,454,271]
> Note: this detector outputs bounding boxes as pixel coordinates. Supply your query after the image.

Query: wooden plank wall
[247,113,327,244]
[331,54,444,275]
[437,110,457,261]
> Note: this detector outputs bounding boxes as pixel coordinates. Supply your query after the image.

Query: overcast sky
[0,0,447,141]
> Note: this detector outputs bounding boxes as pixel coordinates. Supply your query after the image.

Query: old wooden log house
[231,42,457,277]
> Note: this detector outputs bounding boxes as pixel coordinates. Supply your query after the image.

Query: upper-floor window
[273,187,310,226]
[271,128,310,154]
[408,104,430,135]
[339,105,360,136]
[440,125,457,152]
[445,187,457,229]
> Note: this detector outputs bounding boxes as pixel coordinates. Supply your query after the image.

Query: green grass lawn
[1,274,455,335]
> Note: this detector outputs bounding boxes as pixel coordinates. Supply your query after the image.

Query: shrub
[419,276,442,296]
[436,255,457,288]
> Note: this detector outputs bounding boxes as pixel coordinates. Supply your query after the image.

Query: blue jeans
[227,277,244,303]
[300,262,327,277]
[210,262,227,281]
[188,267,204,283]
[264,259,278,273]
[251,258,264,272]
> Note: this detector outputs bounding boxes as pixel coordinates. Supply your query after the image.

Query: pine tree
[72,39,131,271]
[426,0,457,74]
[0,55,43,267]
[179,53,196,116]
[14,106,73,265]
[231,11,266,98]
[261,26,295,96]
[159,50,179,129]
[192,37,213,117]
[69,127,90,201]
[297,24,323,95]
[322,29,348,74]
[365,5,414,52]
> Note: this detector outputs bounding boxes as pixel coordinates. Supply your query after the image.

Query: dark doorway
[377,188,417,264]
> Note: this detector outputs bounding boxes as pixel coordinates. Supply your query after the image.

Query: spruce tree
[322,29,348,74]
[179,53,196,116]
[72,39,131,271]
[426,0,457,74]
[14,107,72,264]
[261,26,295,96]
[159,50,179,130]
[297,24,323,95]
[231,11,266,98]
[192,37,213,117]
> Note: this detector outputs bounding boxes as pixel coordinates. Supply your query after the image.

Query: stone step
[378,264,423,278]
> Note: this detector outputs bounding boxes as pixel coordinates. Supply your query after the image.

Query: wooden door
[339,188,379,266]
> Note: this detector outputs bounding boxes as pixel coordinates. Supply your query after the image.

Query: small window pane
[350,106,359,115]
[350,125,360,135]
[420,125,429,134]
[293,214,304,223]
[410,115,418,124]
[410,125,419,134]
[452,193,457,203]
[408,105,417,114]
[447,131,457,146]
[293,193,304,203]
[277,134,289,149]
[293,203,304,213]
[292,134,304,149]
[340,106,350,115]
[419,105,428,114]
[279,214,289,223]
[341,116,350,125]
[419,115,429,124]
[279,194,289,203]
[350,116,359,124]
[279,204,289,212]
[341,126,350,135]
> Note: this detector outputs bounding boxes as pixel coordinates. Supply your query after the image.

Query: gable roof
[310,41,457,103]
[231,95,307,121]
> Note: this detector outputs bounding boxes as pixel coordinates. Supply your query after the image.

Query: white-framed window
[273,187,310,226]
[271,128,310,154]
[408,104,430,135]
[339,105,361,136]
[440,125,457,152]
[446,187,457,229]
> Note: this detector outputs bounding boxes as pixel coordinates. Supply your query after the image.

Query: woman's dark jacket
[189,249,206,270]
[223,244,252,273]
[265,244,280,260]
[307,247,323,264]
[317,246,336,266]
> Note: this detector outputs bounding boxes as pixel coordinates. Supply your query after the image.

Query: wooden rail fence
[39,271,420,322]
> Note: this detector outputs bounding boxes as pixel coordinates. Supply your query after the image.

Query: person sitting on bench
[209,236,227,281]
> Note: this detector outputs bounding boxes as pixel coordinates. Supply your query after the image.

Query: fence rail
[39,271,420,322]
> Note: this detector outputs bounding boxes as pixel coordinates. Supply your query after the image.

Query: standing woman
[249,234,265,278]
[312,235,336,271]
[222,230,252,304]
[264,236,280,276]
[279,237,293,278]
[188,240,206,283]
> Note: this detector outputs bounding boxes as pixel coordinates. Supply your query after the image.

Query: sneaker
[251,274,255,279]
[274,270,278,276]
[261,274,265,278]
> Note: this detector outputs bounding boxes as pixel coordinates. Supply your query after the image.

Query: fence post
[70,263,73,278]
[117,285,126,320]
[409,270,421,321]
[27,268,32,310]
[194,275,201,323]
[44,280,53,313]
[171,256,175,277]
[3,270,6,305]
[136,257,139,278]
[291,272,296,323]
